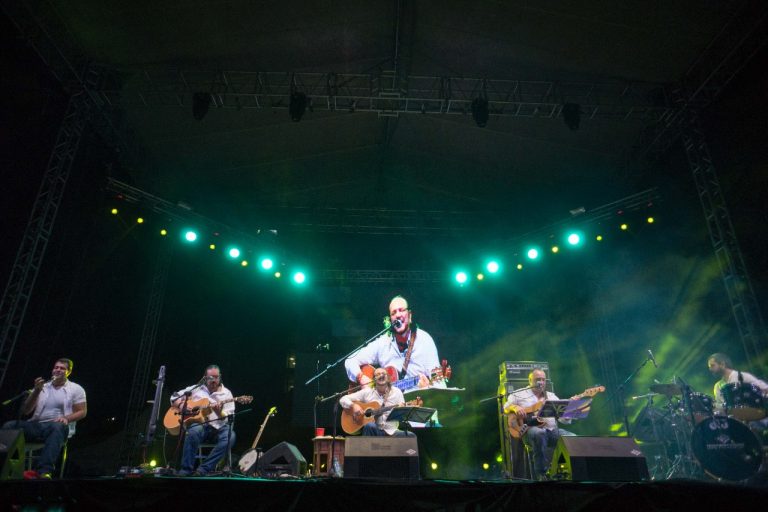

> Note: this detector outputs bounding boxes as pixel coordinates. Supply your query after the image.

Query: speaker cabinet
[548,436,649,481]
[344,436,420,480]
[0,429,24,480]
[257,441,307,477]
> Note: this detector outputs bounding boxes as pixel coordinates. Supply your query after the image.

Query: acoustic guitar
[350,359,452,393]
[238,406,277,476]
[506,385,605,439]
[341,397,423,435]
[164,395,253,436]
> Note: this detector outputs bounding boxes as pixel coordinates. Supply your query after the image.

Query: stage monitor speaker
[344,436,419,480]
[257,441,307,477]
[548,436,649,482]
[0,429,24,480]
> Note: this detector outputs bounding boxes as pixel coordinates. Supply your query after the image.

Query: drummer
[708,352,768,436]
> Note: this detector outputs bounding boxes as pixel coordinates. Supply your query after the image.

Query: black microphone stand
[304,326,390,386]
[606,354,653,437]
[1,389,32,427]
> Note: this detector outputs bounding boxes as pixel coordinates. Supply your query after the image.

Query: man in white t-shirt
[2,358,87,479]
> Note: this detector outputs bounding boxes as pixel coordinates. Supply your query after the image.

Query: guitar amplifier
[344,436,419,480]
[499,361,549,381]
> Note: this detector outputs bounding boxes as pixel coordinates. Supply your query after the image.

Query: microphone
[392,319,402,329]
[647,350,658,368]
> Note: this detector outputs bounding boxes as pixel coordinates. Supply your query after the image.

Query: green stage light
[620,223,628,231]
[551,246,559,253]
[209,244,216,250]
[596,235,603,241]
[241,260,248,267]
[228,247,241,259]
[526,248,539,260]
[137,217,144,224]
[292,271,306,284]
[259,257,274,270]
[486,260,500,274]
[160,229,167,236]
[184,230,198,242]
[647,216,655,224]
[566,232,581,245]
[454,271,468,284]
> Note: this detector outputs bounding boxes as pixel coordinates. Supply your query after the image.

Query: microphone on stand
[392,319,402,329]
[647,350,658,368]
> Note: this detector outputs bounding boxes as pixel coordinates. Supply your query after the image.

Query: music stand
[388,406,437,431]
[538,398,592,421]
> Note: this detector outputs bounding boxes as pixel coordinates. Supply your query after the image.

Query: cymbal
[650,383,682,396]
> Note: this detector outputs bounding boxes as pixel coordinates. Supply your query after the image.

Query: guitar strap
[399,329,417,379]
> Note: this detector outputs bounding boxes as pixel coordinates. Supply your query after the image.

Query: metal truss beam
[118,241,172,468]
[0,92,87,389]
[682,110,766,365]
[94,69,673,123]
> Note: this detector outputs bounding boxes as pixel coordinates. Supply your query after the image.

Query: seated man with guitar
[503,369,574,480]
[345,295,445,393]
[169,365,248,476]
[339,367,417,436]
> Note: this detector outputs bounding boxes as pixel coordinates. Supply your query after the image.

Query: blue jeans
[181,422,235,473]
[524,426,573,477]
[2,420,68,474]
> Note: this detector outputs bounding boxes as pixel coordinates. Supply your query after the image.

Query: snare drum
[688,393,714,424]
[691,415,762,481]
[721,383,766,421]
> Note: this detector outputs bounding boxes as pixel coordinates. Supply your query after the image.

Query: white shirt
[30,380,87,437]
[171,383,235,430]
[503,388,562,430]
[339,385,406,435]
[344,327,443,392]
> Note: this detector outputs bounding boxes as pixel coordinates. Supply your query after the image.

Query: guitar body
[341,398,423,435]
[238,448,260,476]
[164,395,254,436]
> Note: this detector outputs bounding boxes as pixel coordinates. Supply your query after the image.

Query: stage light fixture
[192,92,212,121]
[184,230,198,242]
[137,217,144,224]
[454,272,468,284]
[477,273,485,281]
[471,97,489,127]
[209,244,216,250]
[274,271,282,278]
[647,217,655,224]
[486,261,500,274]
[562,103,581,130]
[241,260,248,267]
[430,462,439,470]
[517,264,523,270]
[567,233,580,245]
[526,248,539,260]
[111,208,118,215]
[292,271,306,284]
[260,257,274,270]
[160,229,167,236]
[596,235,603,241]
[228,248,241,259]
[482,463,490,470]
[551,246,559,253]
[289,92,307,122]
[620,223,628,231]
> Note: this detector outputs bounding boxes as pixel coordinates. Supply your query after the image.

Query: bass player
[503,369,574,480]
[339,367,415,436]
[170,364,237,476]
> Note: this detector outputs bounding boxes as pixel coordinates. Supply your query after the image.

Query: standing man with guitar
[503,369,572,480]
[345,295,443,392]
[170,365,237,476]
[339,367,414,436]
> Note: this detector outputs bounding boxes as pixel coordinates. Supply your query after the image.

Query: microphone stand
[1,389,32,428]
[304,326,390,386]
[317,386,363,477]
[605,354,652,437]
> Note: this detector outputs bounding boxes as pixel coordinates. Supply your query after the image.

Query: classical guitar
[341,397,423,435]
[506,385,605,440]
[238,406,277,476]
[350,359,452,392]
[164,395,254,436]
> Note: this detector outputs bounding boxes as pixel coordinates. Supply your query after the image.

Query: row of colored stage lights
[452,217,656,285]
[110,208,308,285]
[111,208,656,286]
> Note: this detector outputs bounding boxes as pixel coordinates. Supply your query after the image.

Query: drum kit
[632,379,766,482]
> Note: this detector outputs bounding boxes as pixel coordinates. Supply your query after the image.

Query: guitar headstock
[430,360,452,382]
[237,395,254,405]
[268,406,277,416]
[582,386,605,397]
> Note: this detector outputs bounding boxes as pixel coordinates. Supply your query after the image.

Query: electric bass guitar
[238,406,277,476]
[164,395,253,436]
[341,397,423,435]
[350,359,452,393]
[506,385,605,440]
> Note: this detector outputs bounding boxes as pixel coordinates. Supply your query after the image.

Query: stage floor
[1,475,767,511]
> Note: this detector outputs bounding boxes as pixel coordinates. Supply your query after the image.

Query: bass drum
[691,416,762,481]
